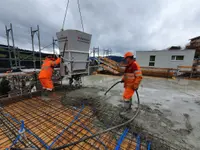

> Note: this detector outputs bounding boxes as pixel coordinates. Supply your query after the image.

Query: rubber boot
[120,99,132,117]
[41,90,50,101]
[51,89,57,97]
[41,89,46,100]
[118,99,124,103]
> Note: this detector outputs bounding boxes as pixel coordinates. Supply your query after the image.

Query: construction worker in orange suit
[38,55,61,100]
[120,52,142,116]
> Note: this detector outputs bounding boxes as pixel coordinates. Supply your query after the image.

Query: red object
[122,60,142,101]
[124,52,134,58]
[123,88,134,101]
[39,78,53,90]
[38,57,61,90]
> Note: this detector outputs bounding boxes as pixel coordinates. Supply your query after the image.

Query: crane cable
[61,0,84,32]
[77,0,84,32]
[61,0,70,30]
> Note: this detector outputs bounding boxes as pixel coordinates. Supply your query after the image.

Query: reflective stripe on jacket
[123,61,142,88]
[38,57,61,79]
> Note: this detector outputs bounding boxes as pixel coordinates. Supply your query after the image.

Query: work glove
[120,79,124,83]
[59,55,64,59]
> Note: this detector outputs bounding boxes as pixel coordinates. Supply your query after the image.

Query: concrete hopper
[56,29,92,78]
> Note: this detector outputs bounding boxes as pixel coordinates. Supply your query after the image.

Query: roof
[190,36,200,41]
[168,46,181,50]
[136,49,196,52]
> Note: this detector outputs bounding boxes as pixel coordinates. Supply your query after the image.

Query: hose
[104,81,121,95]
[52,81,140,150]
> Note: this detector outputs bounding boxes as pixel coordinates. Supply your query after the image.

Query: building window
[171,56,176,60]
[171,55,184,61]
[149,62,155,66]
[149,55,156,61]
[149,55,156,66]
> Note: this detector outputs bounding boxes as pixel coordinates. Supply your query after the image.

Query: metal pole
[98,47,99,57]
[5,25,12,68]
[93,47,95,58]
[10,23,17,67]
[31,27,36,69]
[53,37,55,54]
[37,25,42,66]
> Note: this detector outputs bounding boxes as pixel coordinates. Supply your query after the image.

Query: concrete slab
[78,75,200,149]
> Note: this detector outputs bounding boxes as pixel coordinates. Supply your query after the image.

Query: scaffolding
[91,47,100,58]
[31,25,42,68]
[103,49,112,57]
[5,23,19,69]
[1,24,59,72]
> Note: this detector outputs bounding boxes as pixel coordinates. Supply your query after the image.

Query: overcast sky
[0,0,200,55]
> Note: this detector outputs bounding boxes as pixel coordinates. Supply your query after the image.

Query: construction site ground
[0,74,200,149]
[1,85,147,149]
[79,74,200,149]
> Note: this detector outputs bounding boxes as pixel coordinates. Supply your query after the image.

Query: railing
[0,70,62,100]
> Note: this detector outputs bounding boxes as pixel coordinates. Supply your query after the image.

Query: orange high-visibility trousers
[39,78,53,91]
[123,87,134,101]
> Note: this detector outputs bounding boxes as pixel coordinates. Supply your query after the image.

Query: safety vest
[38,58,61,79]
[123,61,142,87]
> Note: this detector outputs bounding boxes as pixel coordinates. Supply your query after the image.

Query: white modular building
[136,49,196,69]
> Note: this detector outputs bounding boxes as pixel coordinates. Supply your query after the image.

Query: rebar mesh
[0,94,146,150]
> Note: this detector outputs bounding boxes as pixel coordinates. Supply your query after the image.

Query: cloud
[0,0,200,56]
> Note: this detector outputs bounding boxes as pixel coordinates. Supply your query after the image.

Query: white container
[56,30,92,77]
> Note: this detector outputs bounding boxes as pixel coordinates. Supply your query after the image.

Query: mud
[61,75,200,149]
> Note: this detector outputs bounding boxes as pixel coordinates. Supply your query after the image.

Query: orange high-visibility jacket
[122,60,142,88]
[38,57,61,79]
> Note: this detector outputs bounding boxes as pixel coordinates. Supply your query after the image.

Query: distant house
[186,36,200,58]
[136,49,196,69]
[168,46,181,50]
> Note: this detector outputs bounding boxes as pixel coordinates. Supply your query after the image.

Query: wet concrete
[62,75,200,149]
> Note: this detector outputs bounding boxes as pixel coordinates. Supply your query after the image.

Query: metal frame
[91,47,99,58]
[103,48,112,57]
[62,50,89,78]
[30,25,41,69]
[52,37,58,55]
[5,23,19,69]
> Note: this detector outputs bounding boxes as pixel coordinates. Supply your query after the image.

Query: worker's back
[39,58,54,79]
[39,57,61,79]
